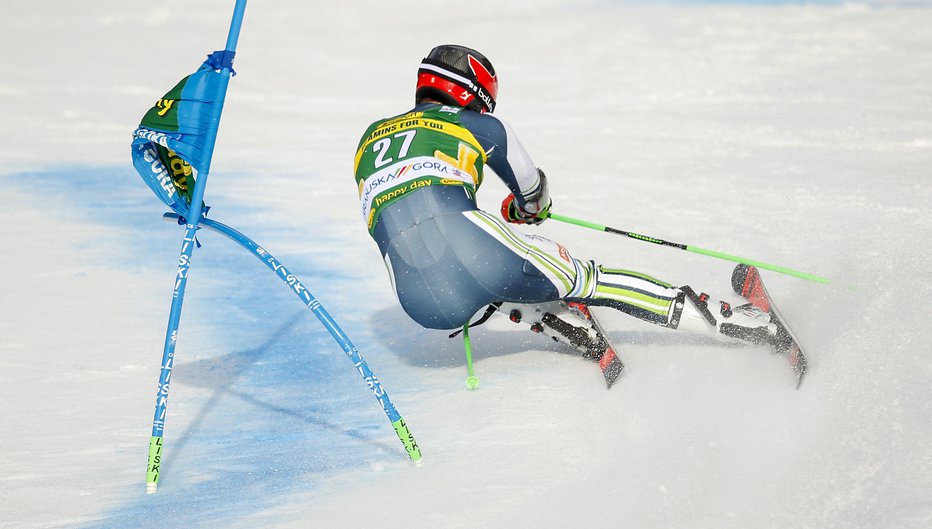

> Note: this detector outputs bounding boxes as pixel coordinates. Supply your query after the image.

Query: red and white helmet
[416,44,498,113]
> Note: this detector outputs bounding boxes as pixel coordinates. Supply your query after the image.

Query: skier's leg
[375,188,775,344]
[460,210,776,346]
[568,264,778,346]
[567,264,682,325]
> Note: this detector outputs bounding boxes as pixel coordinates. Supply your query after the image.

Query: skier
[353,44,779,376]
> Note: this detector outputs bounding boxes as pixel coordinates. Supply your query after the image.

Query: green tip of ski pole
[391,418,422,463]
[462,324,479,390]
[146,435,163,494]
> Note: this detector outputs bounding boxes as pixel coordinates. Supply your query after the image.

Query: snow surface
[2,1,931,528]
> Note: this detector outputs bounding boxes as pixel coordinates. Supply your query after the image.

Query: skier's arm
[461,112,551,219]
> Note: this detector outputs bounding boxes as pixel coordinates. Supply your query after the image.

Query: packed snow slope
[1,1,930,528]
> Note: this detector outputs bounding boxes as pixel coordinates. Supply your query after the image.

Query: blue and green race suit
[353,103,681,330]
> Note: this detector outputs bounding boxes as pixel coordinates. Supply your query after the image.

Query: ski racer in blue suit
[353,45,777,352]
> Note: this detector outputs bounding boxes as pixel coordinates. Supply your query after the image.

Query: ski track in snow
[2,1,932,528]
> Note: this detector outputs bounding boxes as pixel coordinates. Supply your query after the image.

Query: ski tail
[566,302,624,388]
[598,347,624,388]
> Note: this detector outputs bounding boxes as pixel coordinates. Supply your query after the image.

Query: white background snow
[2,1,930,528]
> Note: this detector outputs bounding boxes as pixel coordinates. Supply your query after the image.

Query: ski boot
[676,285,778,346]
[498,301,624,388]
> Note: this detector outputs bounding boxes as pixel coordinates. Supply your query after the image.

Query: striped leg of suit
[568,265,684,327]
[466,210,685,328]
[575,267,778,345]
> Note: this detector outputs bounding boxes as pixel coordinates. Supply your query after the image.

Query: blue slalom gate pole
[164,213,422,462]
[141,0,422,494]
[146,0,248,493]
[225,0,248,52]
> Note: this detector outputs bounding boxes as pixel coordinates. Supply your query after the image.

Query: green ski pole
[545,212,830,284]
[463,324,480,390]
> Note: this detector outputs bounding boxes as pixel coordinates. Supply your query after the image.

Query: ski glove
[501,167,552,225]
[501,195,552,226]
[501,193,546,224]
